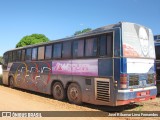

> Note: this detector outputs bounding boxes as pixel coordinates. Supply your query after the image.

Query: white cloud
[80,23,84,26]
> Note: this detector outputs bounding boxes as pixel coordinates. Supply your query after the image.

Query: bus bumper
[116,86,157,106]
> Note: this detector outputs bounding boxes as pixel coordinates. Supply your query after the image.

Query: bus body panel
[2,22,157,106]
[116,22,157,105]
[6,58,116,106]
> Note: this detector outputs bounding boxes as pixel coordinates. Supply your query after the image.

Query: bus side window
[99,34,113,57]
[73,39,84,58]
[45,45,52,60]
[8,52,13,62]
[26,48,32,61]
[21,49,25,61]
[3,52,8,70]
[62,41,71,58]
[32,47,38,61]
[85,37,97,57]
[38,46,45,60]
[12,51,17,62]
[16,50,21,62]
[53,43,62,59]
[107,35,113,57]
[4,53,8,64]
[99,35,107,56]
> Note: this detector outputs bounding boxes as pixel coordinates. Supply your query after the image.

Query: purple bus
[2,22,157,106]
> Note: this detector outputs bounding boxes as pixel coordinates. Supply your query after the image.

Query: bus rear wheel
[52,82,66,100]
[9,77,14,88]
[67,83,82,105]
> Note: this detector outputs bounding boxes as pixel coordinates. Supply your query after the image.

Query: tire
[67,83,82,105]
[52,82,66,100]
[9,77,14,88]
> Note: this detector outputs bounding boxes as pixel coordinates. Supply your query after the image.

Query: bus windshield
[122,23,155,59]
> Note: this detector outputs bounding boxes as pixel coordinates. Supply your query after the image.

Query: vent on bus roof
[95,78,110,102]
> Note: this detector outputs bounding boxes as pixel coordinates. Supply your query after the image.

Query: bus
[2,22,157,106]
[154,35,160,93]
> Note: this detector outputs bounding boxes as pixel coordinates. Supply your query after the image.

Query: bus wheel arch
[51,80,66,101]
[67,82,82,105]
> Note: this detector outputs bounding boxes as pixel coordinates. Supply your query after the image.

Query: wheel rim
[70,87,78,100]
[54,85,62,97]
[10,78,14,87]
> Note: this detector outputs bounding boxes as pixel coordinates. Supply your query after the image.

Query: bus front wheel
[67,83,82,105]
[52,82,66,100]
[9,77,14,88]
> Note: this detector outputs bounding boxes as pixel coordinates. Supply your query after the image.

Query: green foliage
[74,28,92,35]
[16,34,49,48]
[0,56,2,64]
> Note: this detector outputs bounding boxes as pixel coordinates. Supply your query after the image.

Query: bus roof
[4,22,150,54]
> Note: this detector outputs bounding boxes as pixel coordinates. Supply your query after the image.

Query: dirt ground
[0,83,160,120]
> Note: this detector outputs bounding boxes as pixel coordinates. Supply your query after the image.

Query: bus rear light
[120,81,127,84]
[120,84,127,88]
[120,74,127,77]
[120,74,128,88]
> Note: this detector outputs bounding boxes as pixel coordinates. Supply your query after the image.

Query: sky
[0,0,160,56]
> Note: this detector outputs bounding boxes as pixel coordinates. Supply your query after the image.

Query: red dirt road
[0,85,160,120]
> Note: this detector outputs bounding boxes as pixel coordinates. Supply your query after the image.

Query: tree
[74,28,92,35]
[0,56,2,64]
[16,34,49,48]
